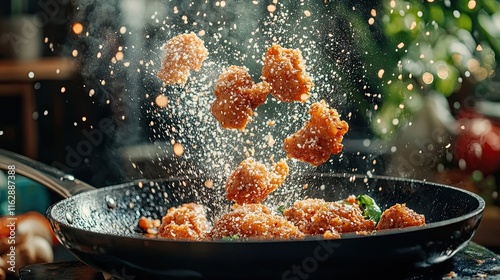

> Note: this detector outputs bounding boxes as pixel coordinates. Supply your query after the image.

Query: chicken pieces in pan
[283,198,376,239]
[139,197,425,241]
[210,204,304,240]
[157,203,211,241]
[376,203,426,230]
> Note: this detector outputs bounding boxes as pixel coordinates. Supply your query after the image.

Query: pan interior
[48,174,484,239]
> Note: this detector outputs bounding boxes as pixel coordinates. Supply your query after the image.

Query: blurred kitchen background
[0,0,499,254]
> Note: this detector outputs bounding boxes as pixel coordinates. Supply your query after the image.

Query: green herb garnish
[222,234,240,241]
[276,205,286,215]
[356,194,382,223]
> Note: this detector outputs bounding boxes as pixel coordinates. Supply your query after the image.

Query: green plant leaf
[356,194,382,223]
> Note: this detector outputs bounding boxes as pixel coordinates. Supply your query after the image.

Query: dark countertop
[19,242,500,280]
[418,242,500,279]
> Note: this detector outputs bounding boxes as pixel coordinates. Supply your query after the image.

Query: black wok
[0,149,485,279]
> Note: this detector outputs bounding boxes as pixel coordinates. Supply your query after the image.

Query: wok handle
[0,149,95,198]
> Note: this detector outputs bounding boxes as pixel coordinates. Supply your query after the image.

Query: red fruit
[454,117,500,175]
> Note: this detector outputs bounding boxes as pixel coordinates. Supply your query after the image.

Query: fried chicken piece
[210,204,304,240]
[323,230,341,240]
[157,33,208,85]
[211,66,271,130]
[284,100,349,166]
[261,44,313,102]
[344,195,358,205]
[283,198,375,235]
[225,158,289,204]
[376,203,426,230]
[158,203,210,240]
[138,216,161,235]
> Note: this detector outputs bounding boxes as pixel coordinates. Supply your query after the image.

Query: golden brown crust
[284,100,349,166]
[376,203,426,230]
[210,204,304,240]
[261,44,313,102]
[283,198,375,235]
[323,229,341,240]
[158,203,210,240]
[157,33,208,85]
[138,216,161,235]
[210,66,271,130]
[225,158,289,204]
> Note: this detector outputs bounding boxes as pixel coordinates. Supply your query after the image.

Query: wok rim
[46,173,486,245]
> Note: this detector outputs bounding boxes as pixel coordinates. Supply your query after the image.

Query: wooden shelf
[0,57,78,82]
[0,84,37,158]
[0,57,79,159]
